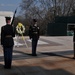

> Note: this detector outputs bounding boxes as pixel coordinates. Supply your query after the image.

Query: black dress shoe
[4,66,11,69]
[73,57,75,59]
[32,54,37,56]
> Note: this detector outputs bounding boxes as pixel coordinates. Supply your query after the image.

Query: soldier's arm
[1,27,4,45]
[38,26,40,39]
[12,26,15,37]
[29,26,32,39]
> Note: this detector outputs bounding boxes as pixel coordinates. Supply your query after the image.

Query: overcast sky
[0,0,22,12]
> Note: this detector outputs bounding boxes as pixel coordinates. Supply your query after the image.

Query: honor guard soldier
[69,25,75,59]
[1,17,15,69]
[29,19,40,56]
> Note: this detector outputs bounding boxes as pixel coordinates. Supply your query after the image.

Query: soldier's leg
[73,42,75,59]
[3,47,9,68]
[32,39,38,55]
[32,39,35,55]
[3,47,13,68]
[32,39,36,55]
[7,47,13,68]
[34,40,38,54]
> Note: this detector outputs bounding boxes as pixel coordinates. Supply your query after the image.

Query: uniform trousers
[74,42,75,58]
[3,46,13,68]
[32,39,38,55]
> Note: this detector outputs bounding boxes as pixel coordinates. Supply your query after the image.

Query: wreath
[16,23,25,34]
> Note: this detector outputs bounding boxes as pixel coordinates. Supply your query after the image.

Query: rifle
[11,8,17,26]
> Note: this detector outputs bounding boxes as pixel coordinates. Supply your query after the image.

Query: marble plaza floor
[0,36,75,75]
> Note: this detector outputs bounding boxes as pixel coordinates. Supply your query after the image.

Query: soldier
[29,19,40,56]
[1,17,15,69]
[69,25,75,59]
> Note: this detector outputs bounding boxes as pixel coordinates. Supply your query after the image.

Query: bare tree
[20,0,75,35]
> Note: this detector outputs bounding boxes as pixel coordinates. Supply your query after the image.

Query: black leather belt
[5,35,12,37]
[33,32,38,34]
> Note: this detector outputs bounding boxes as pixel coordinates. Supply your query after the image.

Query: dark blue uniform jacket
[1,24,15,47]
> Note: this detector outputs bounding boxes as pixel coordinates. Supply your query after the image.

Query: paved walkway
[0,36,75,75]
